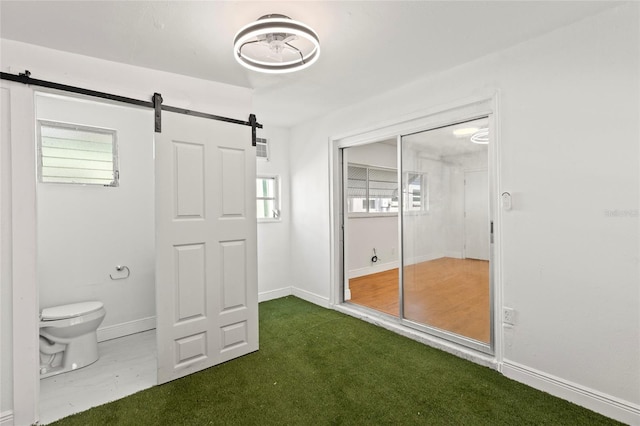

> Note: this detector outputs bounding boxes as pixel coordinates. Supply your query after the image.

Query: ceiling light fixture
[470,128,489,144]
[233,14,320,74]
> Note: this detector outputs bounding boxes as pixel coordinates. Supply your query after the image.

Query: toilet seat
[41,301,104,321]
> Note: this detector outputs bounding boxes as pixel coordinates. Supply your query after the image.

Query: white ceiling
[0,1,619,127]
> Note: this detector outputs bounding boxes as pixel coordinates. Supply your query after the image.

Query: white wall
[36,94,155,341]
[1,87,14,423]
[256,125,292,301]
[346,140,396,169]
[402,155,448,264]
[289,3,639,422]
[347,216,397,277]
[346,142,398,277]
[443,150,488,259]
[0,39,253,425]
[1,40,251,120]
[402,132,490,263]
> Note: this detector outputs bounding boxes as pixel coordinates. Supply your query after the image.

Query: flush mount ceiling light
[470,128,489,144]
[233,14,320,74]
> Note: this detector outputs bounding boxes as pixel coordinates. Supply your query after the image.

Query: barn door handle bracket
[153,92,163,133]
[249,114,258,146]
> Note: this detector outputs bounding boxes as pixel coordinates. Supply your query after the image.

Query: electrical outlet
[503,307,516,325]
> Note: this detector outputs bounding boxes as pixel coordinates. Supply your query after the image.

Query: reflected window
[404,172,427,212]
[347,164,398,214]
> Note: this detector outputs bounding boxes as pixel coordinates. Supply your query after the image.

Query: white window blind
[347,164,398,213]
[347,165,367,199]
[368,168,397,198]
[38,121,118,186]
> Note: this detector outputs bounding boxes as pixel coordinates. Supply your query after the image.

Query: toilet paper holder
[109,265,130,280]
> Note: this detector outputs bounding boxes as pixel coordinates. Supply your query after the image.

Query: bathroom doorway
[33,91,260,422]
[35,92,157,423]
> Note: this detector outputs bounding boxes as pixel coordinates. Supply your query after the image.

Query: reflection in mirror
[401,117,490,344]
[344,139,401,315]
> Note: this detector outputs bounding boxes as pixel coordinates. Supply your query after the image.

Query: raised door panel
[214,140,257,364]
[174,142,205,218]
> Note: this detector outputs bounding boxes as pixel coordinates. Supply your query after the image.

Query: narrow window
[256,176,280,221]
[404,172,428,212]
[38,121,119,186]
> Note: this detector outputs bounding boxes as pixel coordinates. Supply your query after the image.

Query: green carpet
[51,296,620,425]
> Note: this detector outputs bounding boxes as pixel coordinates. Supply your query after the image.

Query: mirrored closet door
[400,118,491,348]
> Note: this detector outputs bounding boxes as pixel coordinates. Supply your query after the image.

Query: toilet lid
[41,301,104,320]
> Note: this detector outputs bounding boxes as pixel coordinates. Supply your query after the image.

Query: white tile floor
[39,330,156,425]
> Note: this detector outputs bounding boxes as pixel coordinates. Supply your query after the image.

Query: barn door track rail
[1,70,263,146]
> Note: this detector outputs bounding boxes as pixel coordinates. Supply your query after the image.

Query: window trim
[256,174,281,223]
[403,171,429,214]
[37,119,119,187]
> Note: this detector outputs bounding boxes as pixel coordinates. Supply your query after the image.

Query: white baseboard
[348,253,480,278]
[0,410,13,426]
[259,286,292,302]
[348,260,398,279]
[502,361,640,425]
[97,316,156,342]
[403,253,444,266]
[292,287,331,308]
[444,251,463,259]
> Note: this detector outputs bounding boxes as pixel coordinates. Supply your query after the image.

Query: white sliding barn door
[155,111,258,384]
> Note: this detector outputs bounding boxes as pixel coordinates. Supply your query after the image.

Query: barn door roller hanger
[1,70,263,146]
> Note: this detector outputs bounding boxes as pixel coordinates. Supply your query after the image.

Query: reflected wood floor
[349,257,490,343]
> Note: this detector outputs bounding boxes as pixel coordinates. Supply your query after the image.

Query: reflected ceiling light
[470,128,489,144]
[453,127,479,137]
[233,14,320,74]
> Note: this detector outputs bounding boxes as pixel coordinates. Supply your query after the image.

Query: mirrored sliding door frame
[329,94,501,357]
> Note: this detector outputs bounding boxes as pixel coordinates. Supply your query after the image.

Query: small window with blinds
[256,137,269,160]
[38,121,119,186]
[346,164,398,214]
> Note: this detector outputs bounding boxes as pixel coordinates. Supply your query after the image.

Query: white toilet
[39,301,106,378]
